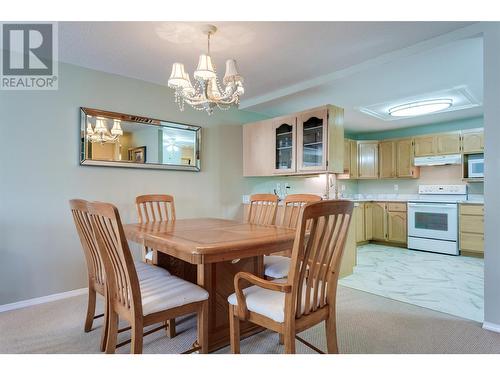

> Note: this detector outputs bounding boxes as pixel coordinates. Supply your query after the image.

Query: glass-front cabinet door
[297,108,328,171]
[273,117,296,174]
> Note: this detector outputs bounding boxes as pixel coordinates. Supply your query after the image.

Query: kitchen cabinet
[243,105,344,176]
[340,139,358,179]
[436,132,461,155]
[462,129,484,153]
[363,201,408,245]
[371,202,387,241]
[396,138,419,178]
[364,203,373,240]
[242,120,274,176]
[414,135,436,157]
[379,141,396,178]
[354,202,373,244]
[272,116,296,174]
[354,203,366,243]
[459,203,484,256]
[358,141,379,179]
[297,108,328,172]
[387,211,407,243]
[414,132,462,157]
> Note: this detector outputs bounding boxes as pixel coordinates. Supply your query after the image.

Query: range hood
[414,154,462,166]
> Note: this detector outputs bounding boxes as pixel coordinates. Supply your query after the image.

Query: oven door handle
[408,203,457,208]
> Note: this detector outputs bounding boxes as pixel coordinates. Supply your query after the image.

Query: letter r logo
[2,24,53,76]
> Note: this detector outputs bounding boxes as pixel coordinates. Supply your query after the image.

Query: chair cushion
[227,278,325,323]
[140,274,209,316]
[227,278,288,322]
[134,261,171,280]
[264,255,291,279]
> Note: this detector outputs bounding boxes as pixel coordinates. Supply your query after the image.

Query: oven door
[408,202,458,241]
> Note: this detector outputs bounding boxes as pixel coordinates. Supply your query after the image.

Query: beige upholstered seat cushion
[228,278,325,323]
[228,279,288,322]
[134,261,171,280]
[139,273,209,316]
[264,255,290,279]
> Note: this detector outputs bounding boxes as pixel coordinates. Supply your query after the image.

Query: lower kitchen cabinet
[459,203,484,256]
[387,211,407,243]
[354,203,366,243]
[355,201,408,246]
[371,202,387,241]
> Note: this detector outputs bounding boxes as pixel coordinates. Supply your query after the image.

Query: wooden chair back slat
[136,194,176,224]
[247,194,278,225]
[281,194,321,229]
[286,200,353,320]
[88,201,142,317]
[70,199,105,290]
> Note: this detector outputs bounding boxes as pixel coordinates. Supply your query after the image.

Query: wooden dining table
[123,217,297,352]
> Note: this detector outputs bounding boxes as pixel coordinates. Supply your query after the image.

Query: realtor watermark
[1,22,58,90]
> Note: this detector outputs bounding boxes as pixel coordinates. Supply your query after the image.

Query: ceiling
[59,22,481,132]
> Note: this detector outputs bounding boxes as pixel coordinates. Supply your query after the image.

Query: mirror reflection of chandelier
[86,117,123,144]
[167,24,244,115]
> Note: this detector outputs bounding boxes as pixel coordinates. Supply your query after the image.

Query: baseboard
[482,321,500,333]
[0,288,88,313]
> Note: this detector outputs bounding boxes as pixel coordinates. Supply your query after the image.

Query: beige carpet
[1,286,499,354]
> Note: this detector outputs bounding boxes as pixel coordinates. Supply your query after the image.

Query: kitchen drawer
[460,204,484,216]
[460,215,484,234]
[387,202,407,212]
[460,232,484,253]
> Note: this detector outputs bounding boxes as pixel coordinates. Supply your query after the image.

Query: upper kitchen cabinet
[340,139,358,179]
[297,108,328,172]
[396,138,419,178]
[414,131,462,157]
[243,120,274,176]
[462,129,484,153]
[379,141,396,179]
[414,135,436,157]
[272,116,296,174]
[242,105,344,177]
[357,141,379,179]
[436,132,461,155]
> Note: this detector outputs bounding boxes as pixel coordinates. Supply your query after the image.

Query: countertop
[242,194,484,205]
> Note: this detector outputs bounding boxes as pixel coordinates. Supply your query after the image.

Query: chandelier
[86,117,123,144]
[167,25,244,115]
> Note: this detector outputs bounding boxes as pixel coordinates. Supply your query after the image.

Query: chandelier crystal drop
[167,25,244,115]
[86,117,123,144]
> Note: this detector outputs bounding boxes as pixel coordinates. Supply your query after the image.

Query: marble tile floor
[339,244,484,322]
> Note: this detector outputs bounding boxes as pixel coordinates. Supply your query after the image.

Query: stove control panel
[418,185,467,195]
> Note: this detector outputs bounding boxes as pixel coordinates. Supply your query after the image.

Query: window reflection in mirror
[81,108,201,171]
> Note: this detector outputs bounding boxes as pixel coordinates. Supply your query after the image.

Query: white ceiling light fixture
[388,99,453,117]
[167,24,244,115]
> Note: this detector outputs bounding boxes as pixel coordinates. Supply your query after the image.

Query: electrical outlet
[394,184,399,192]
[341,184,346,191]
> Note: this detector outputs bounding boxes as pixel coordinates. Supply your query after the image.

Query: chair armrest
[233,272,291,319]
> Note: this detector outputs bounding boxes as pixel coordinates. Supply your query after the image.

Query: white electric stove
[407,185,467,255]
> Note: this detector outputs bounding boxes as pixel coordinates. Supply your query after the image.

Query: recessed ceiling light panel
[388,99,453,117]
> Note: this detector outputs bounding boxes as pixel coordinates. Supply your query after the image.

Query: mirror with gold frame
[80,108,201,171]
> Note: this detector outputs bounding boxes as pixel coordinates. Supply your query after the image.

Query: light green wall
[0,62,266,305]
[350,116,483,140]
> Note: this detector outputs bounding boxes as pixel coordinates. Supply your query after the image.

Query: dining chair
[228,200,354,354]
[135,194,178,337]
[88,201,209,354]
[264,194,322,279]
[70,199,172,351]
[246,193,279,226]
[135,194,176,264]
